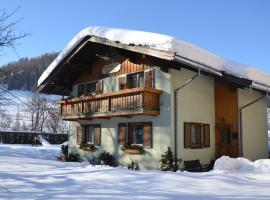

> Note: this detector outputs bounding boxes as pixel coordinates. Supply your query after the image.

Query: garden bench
[184,159,205,172]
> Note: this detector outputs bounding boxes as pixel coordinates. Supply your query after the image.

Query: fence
[0,131,68,144]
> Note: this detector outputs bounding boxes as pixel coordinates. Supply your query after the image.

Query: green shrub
[99,151,114,166]
[160,147,182,172]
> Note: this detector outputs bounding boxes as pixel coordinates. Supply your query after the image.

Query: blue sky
[1,0,270,73]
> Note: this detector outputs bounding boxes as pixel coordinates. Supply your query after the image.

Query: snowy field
[0,144,270,200]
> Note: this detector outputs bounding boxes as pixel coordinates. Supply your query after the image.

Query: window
[84,124,101,146]
[184,122,210,149]
[85,82,97,95]
[78,84,85,97]
[133,124,144,145]
[220,128,231,144]
[119,70,153,90]
[77,80,103,97]
[118,122,152,147]
[128,72,144,88]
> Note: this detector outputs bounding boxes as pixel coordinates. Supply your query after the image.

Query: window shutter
[77,126,83,145]
[85,125,90,143]
[197,124,202,147]
[118,124,126,145]
[127,123,133,145]
[96,80,103,94]
[143,123,152,147]
[204,124,210,147]
[145,70,153,88]
[184,123,191,148]
[119,75,127,90]
[94,126,101,145]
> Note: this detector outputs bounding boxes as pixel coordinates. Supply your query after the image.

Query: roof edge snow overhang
[37,36,177,94]
[174,54,222,76]
[37,27,270,95]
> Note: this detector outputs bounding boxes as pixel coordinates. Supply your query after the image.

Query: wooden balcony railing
[59,87,162,120]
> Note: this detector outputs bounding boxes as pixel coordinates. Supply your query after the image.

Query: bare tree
[0,8,29,52]
[45,103,68,134]
[25,92,68,134]
[25,92,45,132]
[0,108,12,130]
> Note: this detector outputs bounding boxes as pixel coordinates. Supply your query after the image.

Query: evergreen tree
[160,147,182,172]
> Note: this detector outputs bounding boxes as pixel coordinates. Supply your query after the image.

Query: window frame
[184,122,210,149]
[84,124,101,146]
[118,122,153,148]
[119,70,151,90]
[77,80,102,97]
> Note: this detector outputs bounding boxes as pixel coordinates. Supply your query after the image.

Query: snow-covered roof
[38,26,270,92]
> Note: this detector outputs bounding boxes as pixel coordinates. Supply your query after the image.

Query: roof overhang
[37,27,270,95]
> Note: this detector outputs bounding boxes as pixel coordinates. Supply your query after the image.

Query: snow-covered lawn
[0,144,270,200]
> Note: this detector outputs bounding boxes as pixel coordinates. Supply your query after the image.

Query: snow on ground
[0,144,270,200]
[0,143,61,161]
[214,156,270,174]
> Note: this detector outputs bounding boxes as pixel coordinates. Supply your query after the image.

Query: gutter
[239,92,268,156]
[174,54,222,77]
[174,69,201,163]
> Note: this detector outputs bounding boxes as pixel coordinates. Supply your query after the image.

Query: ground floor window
[118,122,152,147]
[184,122,210,149]
[77,124,101,146]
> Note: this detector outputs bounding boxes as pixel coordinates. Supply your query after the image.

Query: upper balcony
[60,87,162,120]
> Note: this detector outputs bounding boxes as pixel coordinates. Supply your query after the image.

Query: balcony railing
[60,87,162,120]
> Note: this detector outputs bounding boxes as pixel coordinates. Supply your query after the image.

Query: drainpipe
[174,70,201,162]
[239,92,268,157]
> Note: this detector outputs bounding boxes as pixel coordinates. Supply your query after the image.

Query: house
[38,27,270,169]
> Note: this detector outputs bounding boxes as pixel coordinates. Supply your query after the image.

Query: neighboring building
[38,27,270,169]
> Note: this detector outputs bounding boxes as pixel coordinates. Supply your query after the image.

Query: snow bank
[214,156,270,174]
[0,143,61,160]
[38,135,52,147]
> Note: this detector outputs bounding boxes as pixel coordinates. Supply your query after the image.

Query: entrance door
[216,124,239,158]
[215,80,240,158]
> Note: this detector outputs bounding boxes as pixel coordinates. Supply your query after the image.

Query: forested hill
[0,52,58,91]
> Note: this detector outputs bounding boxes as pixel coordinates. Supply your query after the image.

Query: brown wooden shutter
[127,123,133,145]
[119,75,127,90]
[77,126,83,145]
[204,124,210,147]
[197,124,202,147]
[143,123,152,147]
[145,70,153,88]
[96,81,103,94]
[118,123,126,145]
[184,123,191,148]
[85,125,90,143]
[94,126,101,145]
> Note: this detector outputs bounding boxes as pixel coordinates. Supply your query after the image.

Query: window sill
[80,144,99,152]
[124,148,144,155]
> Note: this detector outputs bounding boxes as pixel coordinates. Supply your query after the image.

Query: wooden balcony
[60,87,162,120]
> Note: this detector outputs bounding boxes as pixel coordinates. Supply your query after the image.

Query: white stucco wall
[170,68,216,166]
[69,68,173,169]
[238,88,269,160]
